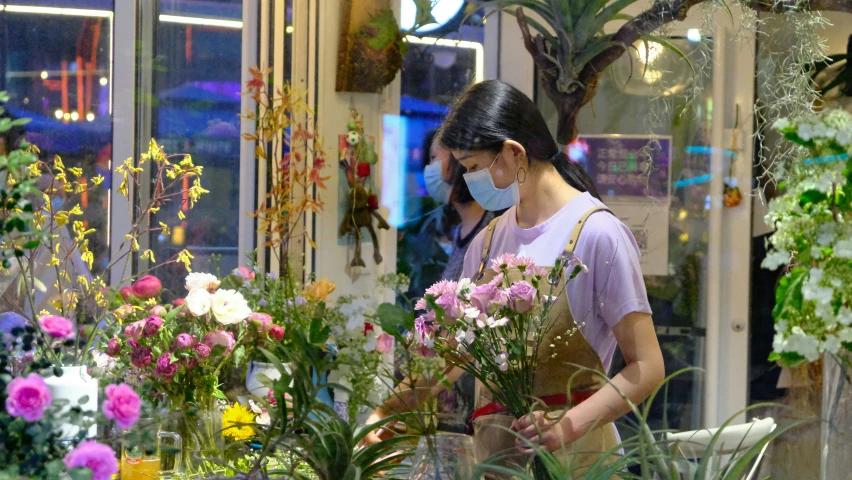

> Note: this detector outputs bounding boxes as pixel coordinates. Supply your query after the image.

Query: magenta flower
[269,325,285,341]
[376,333,394,354]
[149,305,167,317]
[130,275,162,300]
[38,315,74,339]
[249,312,273,333]
[233,265,256,281]
[203,330,235,354]
[102,383,140,429]
[106,338,122,357]
[63,440,118,480]
[508,281,537,314]
[155,353,178,378]
[174,333,194,349]
[193,343,211,359]
[118,286,134,301]
[142,315,163,337]
[5,374,52,422]
[130,347,153,368]
[124,320,146,340]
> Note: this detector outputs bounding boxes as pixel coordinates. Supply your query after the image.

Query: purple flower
[258,298,268,307]
[142,315,163,337]
[131,275,162,300]
[0,312,27,334]
[174,333,193,349]
[63,440,118,480]
[267,271,278,280]
[130,347,153,368]
[5,374,52,422]
[38,315,75,339]
[468,283,499,314]
[106,338,122,357]
[508,281,537,314]
[434,292,462,320]
[103,383,141,429]
[203,330,235,354]
[155,352,178,378]
[124,320,146,340]
[193,343,211,359]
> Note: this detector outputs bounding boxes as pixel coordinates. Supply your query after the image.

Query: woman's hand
[511,410,578,455]
[358,406,397,447]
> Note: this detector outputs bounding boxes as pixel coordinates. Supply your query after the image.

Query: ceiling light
[159,14,242,29]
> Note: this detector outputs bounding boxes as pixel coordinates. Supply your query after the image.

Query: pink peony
[155,353,178,378]
[130,347,153,368]
[149,305,166,317]
[269,325,285,341]
[193,343,211,359]
[130,275,162,300]
[233,265,256,281]
[106,338,122,357]
[119,286,134,301]
[142,315,163,337]
[174,333,194,349]
[508,281,537,314]
[124,320,146,340]
[102,383,141,429]
[63,440,118,480]
[38,315,74,339]
[203,330,235,354]
[5,374,52,422]
[184,357,198,369]
[172,298,186,307]
[249,312,273,333]
[468,282,499,314]
[376,333,394,354]
[112,304,133,320]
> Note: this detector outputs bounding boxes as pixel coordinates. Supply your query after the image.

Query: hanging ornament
[346,130,362,146]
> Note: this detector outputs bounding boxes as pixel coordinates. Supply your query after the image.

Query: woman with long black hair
[367,80,664,477]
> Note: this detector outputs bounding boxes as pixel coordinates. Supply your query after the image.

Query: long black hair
[439,80,600,200]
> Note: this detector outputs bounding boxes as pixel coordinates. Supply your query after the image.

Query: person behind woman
[366,80,664,477]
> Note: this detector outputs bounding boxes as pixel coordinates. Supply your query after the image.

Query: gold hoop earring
[517,167,527,184]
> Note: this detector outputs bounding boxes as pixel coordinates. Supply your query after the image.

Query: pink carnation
[5,374,52,422]
[509,256,535,270]
[508,281,537,314]
[526,265,550,279]
[203,330,235,354]
[124,320,146,340]
[38,315,75,339]
[414,298,428,311]
[63,441,118,480]
[490,253,517,273]
[103,383,141,429]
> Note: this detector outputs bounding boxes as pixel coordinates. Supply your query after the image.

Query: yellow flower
[222,403,255,441]
[302,278,336,301]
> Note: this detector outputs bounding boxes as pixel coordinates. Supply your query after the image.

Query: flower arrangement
[765,108,852,364]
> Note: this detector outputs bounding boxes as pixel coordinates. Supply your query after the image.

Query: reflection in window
[1,1,115,274]
[147,0,245,296]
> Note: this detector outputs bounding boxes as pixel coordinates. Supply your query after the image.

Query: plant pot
[408,433,477,480]
[820,352,852,479]
[43,365,98,438]
[245,360,282,397]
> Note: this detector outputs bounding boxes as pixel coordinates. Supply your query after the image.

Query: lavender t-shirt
[461,192,652,371]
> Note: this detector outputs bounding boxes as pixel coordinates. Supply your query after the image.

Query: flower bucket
[408,433,477,480]
[43,365,98,438]
[245,361,282,397]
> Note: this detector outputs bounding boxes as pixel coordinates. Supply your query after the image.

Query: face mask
[424,161,452,204]
[463,153,520,211]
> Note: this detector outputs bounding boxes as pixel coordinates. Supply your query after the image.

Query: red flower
[356,162,371,178]
[364,322,374,336]
[367,194,379,210]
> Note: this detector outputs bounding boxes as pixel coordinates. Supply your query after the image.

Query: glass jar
[408,433,477,480]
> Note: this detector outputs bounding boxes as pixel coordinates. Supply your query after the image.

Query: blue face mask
[463,153,520,211]
[423,161,452,205]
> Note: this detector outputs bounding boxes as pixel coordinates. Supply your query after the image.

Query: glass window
[145,0,245,297]
[1,0,115,274]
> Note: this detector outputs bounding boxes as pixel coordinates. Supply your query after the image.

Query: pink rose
[174,333,194,349]
[130,347,153,368]
[113,304,133,320]
[376,333,394,354]
[149,305,166,317]
[63,440,118,480]
[269,325,285,341]
[106,338,122,357]
[142,315,163,337]
[249,312,273,333]
[203,330,235,354]
[468,283,499,314]
[155,353,178,378]
[38,315,75,339]
[103,383,141,429]
[131,275,162,300]
[234,265,256,281]
[508,281,537,314]
[124,320,146,340]
[119,286,134,301]
[5,374,52,422]
[193,343,211,359]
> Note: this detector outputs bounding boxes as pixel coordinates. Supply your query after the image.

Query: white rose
[210,289,252,325]
[186,288,212,316]
[185,272,220,292]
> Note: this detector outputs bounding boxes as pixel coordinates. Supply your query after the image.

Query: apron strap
[548,205,612,285]
[475,217,502,282]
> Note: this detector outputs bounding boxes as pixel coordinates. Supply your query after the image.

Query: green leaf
[309,317,329,344]
[375,302,414,333]
[799,189,828,207]
[67,468,93,480]
[77,395,89,405]
[772,267,806,319]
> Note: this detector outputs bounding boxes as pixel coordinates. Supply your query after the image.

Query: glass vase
[820,352,852,480]
[408,433,477,480]
[174,410,225,478]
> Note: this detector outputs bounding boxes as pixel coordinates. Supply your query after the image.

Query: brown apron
[471,206,619,479]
